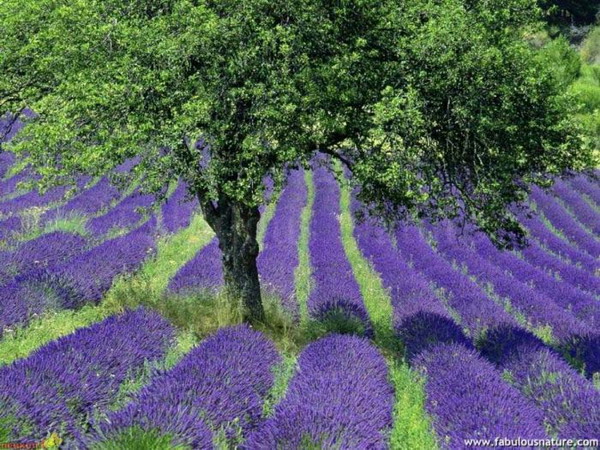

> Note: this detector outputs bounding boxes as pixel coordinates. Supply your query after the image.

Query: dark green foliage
[541,1,599,28]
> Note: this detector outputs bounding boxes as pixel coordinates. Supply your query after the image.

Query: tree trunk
[200,197,265,323]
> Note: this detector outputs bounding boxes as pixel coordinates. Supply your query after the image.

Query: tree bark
[199,197,265,323]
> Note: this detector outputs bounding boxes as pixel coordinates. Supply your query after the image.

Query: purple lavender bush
[87,190,155,236]
[0,231,87,285]
[530,186,600,258]
[552,179,600,234]
[0,170,33,199]
[161,181,198,234]
[0,281,59,338]
[351,201,467,358]
[257,169,307,316]
[518,209,600,274]
[0,216,22,241]
[395,225,518,337]
[244,334,394,449]
[480,326,600,438]
[0,308,175,443]
[0,152,15,178]
[89,407,213,449]
[569,174,600,207]
[42,228,156,308]
[167,238,223,295]
[0,229,155,335]
[431,221,591,343]
[42,177,121,223]
[0,184,70,216]
[413,343,548,447]
[517,236,600,296]
[470,232,600,331]
[308,167,371,335]
[91,325,280,448]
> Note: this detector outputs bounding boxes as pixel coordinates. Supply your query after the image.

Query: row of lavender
[168,170,308,313]
[352,182,600,445]
[2,135,599,446]
[168,164,374,335]
[0,164,199,336]
[1,310,395,448]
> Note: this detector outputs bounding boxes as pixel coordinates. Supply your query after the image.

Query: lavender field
[0,125,599,449]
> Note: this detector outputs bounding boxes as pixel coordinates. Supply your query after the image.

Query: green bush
[578,110,600,153]
[570,80,600,112]
[581,26,600,64]
[537,36,582,87]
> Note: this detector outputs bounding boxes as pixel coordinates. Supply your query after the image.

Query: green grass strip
[338,176,395,345]
[90,426,189,450]
[337,172,439,449]
[0,213,213,366]
[3,158,29,180]
[294,170,314,325]
[261,353,298,417]
[257,196,278,250]
[108,329,198,412]
[388,360,439,450]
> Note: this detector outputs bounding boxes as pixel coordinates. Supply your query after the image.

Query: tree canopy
[1,0,594,321]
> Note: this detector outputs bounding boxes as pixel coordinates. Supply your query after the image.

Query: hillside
[0,119,599,447]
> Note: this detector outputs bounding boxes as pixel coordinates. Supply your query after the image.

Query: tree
[0,0,593,322]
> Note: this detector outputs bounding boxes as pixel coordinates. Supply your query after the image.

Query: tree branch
[318,146,354,172]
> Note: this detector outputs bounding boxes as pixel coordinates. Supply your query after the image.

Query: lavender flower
[87,190,155,236]
[0,170,34,200]
[395,225,518,337]
[257,169,307,316]
[161,181,198,234]
[0,281,57,337]
[470,232,600,331]
[0,229,154,334]
[0,152,15,178]
[42,177,121,222]
[89,405,213,449]
[91,325,280,446]
[244,334,394,449]
[431,221,591,342]
[530,186,600,258]
[44,228,155,307]
[0,216,22,241]
[552,179,600,234]
[167,238,223,295]
[569,174,600,207]
[480,326,600,438]
[0,231,87,285]
[0,308,175,443]
[308,167,372,334]
[351,201,466,358]
[518,237,600,296]
[0,185,70,216]
[518,209,600,274]
[414,343,548,447]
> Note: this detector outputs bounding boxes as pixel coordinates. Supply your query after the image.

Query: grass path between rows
[294,169,315,325]
[0,213,214,366]
[338,177,439,450]
[2,170,439,449]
